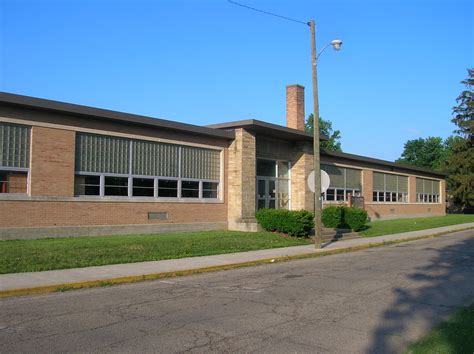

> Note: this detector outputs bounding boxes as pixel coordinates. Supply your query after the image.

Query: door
[257,178,276,209]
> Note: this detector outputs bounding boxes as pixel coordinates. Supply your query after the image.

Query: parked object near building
[0,86,446,239]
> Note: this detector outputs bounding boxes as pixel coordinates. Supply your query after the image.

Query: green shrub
[321,205,344,228]
[344,207,369,231]
[255,209,314,237]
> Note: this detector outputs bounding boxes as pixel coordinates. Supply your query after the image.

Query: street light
[309,20,342,249]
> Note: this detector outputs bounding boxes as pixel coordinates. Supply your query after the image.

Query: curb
[1,227,473,299]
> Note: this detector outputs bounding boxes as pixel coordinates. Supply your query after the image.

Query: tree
[396,137,446,170]
[305,114,342,152]
[445,68,474,209]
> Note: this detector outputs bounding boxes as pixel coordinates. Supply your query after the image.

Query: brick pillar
[362,169,373,202]
[30,126,75,197]
[408,175,417,203]
[291,142,314,212]
[228,128,257,231]
[286,85,305,131]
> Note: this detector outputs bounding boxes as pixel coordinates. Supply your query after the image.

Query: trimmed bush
[322,206,369,231]
[255,209,314,237]
[321,205,344,228]
[344,207,369,231]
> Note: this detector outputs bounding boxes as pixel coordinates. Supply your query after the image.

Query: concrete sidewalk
[1,223,473,295]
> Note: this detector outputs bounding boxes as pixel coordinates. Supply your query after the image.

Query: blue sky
[1,0,473,161]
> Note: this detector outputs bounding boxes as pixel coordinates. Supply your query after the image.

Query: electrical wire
[227,0,309,26]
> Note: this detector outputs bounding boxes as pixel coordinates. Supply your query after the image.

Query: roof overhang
[207,119,328,142]
[322,150,448,178]
[0,92,235,140]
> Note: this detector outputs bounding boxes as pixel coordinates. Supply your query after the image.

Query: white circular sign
[308,170,331,193]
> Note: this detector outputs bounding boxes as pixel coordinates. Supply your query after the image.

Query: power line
[227,0,309,26]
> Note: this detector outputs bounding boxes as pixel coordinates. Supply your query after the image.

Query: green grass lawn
[361,214,474,237]
[0,231,311,274]
[407,303,474,354]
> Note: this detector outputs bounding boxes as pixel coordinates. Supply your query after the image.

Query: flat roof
[322,150,447,178]
[207,119,328,142]
[0,92,235,140]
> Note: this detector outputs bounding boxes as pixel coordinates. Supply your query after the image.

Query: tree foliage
[305,114,342,152]
[396,137,451,171]
[445,68,474,208]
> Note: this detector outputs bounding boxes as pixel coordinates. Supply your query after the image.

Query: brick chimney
[286,84,305,131]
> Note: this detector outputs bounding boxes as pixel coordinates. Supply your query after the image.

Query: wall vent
[148,212,168,221]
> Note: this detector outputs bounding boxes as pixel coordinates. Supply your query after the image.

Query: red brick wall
[0,200,227,227]
[30,126,75,197]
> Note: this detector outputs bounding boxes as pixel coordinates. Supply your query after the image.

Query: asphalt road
[1,229,473,353]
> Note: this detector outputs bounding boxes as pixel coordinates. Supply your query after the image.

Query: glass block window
[132,140,179,177]
[74,133,221,200]
[181,146,220,180]
[0,123,30,169]
[416,178,441,203]
[76,133,129,174]
[321,164,361,202]
[372,172,408,203]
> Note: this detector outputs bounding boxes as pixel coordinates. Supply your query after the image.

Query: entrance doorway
[257,178,276,209]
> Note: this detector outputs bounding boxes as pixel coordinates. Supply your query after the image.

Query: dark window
[181,180,199,198]
[0,171,28,194]
[326,188,335,201]
[104,176,128,196]
[256,159,276,177]
[336,189,345,201]
[378,191,384,202]
[373,191,378,202]
[133,178,154,197]
[158,179,178,197]
[75,175,100,196]
[203,182,218,199]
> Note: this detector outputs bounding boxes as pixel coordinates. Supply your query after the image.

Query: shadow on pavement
[368,235,474,353]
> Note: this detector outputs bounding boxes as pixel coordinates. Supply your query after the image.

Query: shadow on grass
[367,234,474,353]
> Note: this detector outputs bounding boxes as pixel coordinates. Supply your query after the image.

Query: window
[181,180,199,198]
[256,159,290,209]
[74,133,221,199]
[416,178,440,203]
[0,123,30,194]
[203,182,218,199]
[104,177,128,196]
[133,178,154,197]
[372,172,408,203]
[158,180,178,198]
[321,164,361,202]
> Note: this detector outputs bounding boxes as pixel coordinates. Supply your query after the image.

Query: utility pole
[309,20,323,249]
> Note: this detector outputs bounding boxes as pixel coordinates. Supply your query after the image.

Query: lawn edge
[1,226,473,299]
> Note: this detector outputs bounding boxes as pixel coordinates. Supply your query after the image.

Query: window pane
[181,146,220,180]
[345,168,361,190]
[158,179,178,197]
[373,191,378,202]
[203,182,218,199]
[373,172,385,191]
[398,176,408,193]
[385,192,391,202]
[181,180,199,198]
[0,123,30,169]
[268,199,276,209]
[326,189,335,201]
[336,189,345,201]
[378,191,385,202]
[277,161,289,178]
[104,177,128,196]
[133,178,154,197]
[256,159,276,177]
[132,141,179,177]
[385,174,397,192]
[0,171,28,193]
[76,134,129,174]
[75,175,100,196]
